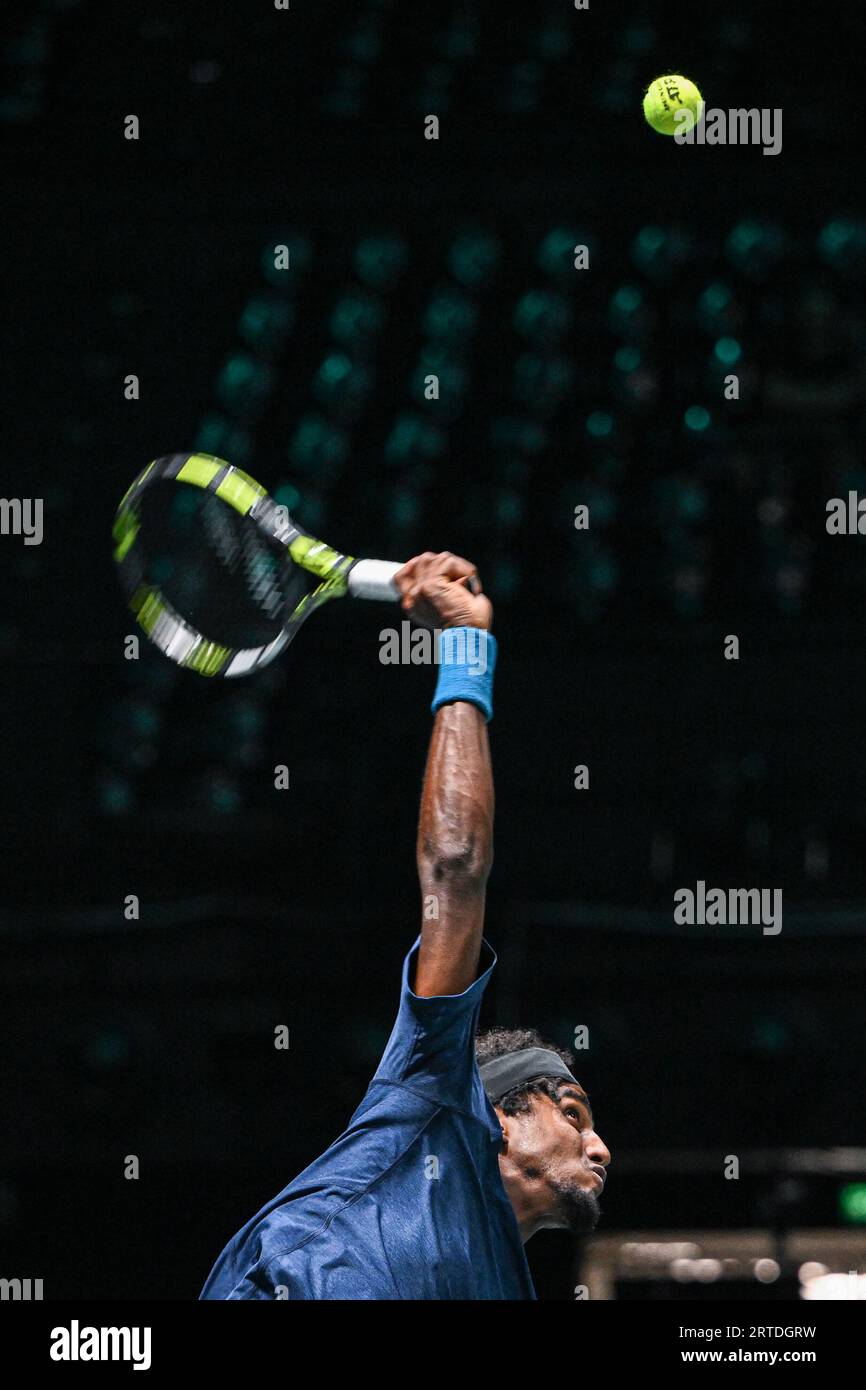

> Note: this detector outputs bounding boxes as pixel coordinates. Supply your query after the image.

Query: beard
[552,1176,602,1235]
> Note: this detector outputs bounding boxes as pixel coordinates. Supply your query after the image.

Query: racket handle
[347,558,403,601]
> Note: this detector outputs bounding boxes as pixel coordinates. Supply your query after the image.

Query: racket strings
[203,493,242,569]
[239,519,284,620]
[137,483,309,650]
[201,496,283,619]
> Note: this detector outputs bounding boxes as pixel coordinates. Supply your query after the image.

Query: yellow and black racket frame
[112,452,384,678]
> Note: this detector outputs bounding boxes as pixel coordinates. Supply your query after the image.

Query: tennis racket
[112,452,403,677]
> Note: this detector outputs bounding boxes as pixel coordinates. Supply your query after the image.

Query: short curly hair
[475,1026,576,1116]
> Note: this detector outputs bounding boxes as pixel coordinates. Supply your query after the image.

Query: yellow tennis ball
[642,74,703,136]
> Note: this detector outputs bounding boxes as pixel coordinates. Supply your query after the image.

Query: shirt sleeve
[261,1238,396,1301]
[368,935,497,1111]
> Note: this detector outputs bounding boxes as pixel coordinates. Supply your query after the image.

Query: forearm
[393,551,494,995]
[414,699,493,996]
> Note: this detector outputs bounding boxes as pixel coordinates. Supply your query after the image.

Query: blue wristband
[431,627,497,722]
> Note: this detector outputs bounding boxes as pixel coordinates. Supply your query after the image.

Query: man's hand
[395,552,493,632]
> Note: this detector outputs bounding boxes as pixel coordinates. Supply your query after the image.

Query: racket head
[113,453,355,677]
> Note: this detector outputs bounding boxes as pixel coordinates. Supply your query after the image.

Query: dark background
[2,0,866,1299]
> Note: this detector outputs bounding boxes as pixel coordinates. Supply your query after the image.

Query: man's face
[499,1085,611,1235]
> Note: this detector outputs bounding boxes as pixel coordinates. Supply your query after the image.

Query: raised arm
[395,552,494,997]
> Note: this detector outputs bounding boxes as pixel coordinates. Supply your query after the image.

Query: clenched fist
[394,552,493,632]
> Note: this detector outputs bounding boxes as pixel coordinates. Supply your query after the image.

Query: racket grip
[347,558,403,601]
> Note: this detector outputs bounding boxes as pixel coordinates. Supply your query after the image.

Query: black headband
[479,1047,578,1104]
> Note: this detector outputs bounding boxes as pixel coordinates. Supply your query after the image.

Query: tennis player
[200,551,610,1300]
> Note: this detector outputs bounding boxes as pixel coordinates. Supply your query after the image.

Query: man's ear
[496,1108,510,1155]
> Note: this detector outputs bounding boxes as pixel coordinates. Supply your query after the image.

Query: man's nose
[585,1130,611,1168]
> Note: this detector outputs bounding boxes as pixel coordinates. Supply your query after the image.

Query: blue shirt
[200,938,536,1300]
